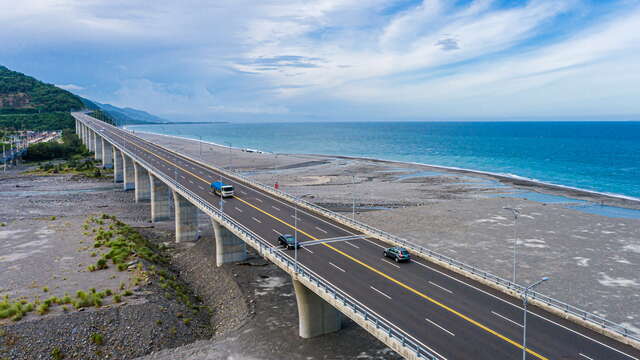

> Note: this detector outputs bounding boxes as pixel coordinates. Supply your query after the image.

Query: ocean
[128,121,640,200]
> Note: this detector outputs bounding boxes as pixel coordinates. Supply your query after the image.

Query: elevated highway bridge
[73,112,640,360]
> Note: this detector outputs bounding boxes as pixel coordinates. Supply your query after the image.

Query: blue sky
[1,0,639,122]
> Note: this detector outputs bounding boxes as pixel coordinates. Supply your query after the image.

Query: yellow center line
[90,120,549,360]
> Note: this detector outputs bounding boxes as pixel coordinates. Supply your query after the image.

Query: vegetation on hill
[0,65,83,131]
[0,112,74,131]
[0,65,83,112]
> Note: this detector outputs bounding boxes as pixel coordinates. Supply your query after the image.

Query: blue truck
[211,181,234,198]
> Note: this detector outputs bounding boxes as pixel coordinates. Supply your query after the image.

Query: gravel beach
[136,131,640,332]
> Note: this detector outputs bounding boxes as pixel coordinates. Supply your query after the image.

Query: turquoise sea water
[129,121,640,200]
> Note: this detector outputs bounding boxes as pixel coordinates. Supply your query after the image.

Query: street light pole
[225,142,232,172]
[352,175,356,220]
[274,153,279,189]
[521,277,549,360]
[504,207,520,283]
[294,202,298,274]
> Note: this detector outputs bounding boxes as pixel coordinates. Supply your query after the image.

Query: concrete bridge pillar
[173,191,198,243]
[292,279,342,338]
[122,153,135,191]
[94,132,103,161]
[113,148,123,183]
[102,139,113,169]
[134,163,150,202]
[150,174,170,222]
[80,125,86,145]
[211,219,247,266]
[87,130,94,153]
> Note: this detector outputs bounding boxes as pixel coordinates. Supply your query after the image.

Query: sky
[1,0,639,122]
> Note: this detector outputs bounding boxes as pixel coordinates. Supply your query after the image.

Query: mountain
[0,65,83,114]
[82,100,169,125]
[0,65,85,130]
[0,65,168,130]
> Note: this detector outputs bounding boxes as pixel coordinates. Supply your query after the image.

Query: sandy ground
[137,131,640,332]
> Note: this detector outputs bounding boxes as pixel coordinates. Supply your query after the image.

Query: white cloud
[56,84,84,91]
[2,0,639,119]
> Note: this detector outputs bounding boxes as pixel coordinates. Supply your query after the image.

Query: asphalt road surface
[75,113,640,360]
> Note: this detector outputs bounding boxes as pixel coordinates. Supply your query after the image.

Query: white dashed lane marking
[370,286,392,300]
[428,281,453,294]
[329,262,346,272]
[315,226,328,234]
[425,317,455,337]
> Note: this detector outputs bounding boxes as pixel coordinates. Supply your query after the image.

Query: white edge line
[425,317,455,337]
[428,281,453,294]
[579,353,595,360]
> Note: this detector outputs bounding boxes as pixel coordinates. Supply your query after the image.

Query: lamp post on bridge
[504,207,520,284]
[274,153,279,189]
[521,277,549,360]
[225,142,232,172]
[294,201,298,274]
[352,174,357,220]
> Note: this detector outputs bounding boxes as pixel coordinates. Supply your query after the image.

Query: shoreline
[128,128,640,208]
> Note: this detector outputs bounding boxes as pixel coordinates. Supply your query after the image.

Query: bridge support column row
[292,279,342,338]
[173,191,198,243]
[102,139,113,169]
[134,163,150,202]
[122,153,135,191]
[211,219,247,267]
[87,129,94,153]
[113,148,123,183]
[94,132,102,160]
[150,174,170,221]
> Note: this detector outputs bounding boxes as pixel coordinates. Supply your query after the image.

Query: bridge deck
[76,113,640,360]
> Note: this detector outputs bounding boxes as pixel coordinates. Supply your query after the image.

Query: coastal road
[75,113,640,360]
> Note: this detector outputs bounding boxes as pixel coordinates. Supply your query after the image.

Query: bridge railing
[165,142,640,344]
[80,117,441,360]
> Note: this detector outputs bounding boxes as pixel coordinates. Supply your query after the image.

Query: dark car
[383,246,410,262]
[278,234,300,249]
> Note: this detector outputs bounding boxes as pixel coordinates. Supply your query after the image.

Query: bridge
[73,112,640,360]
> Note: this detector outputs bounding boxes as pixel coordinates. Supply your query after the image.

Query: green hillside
[0,65,83,130]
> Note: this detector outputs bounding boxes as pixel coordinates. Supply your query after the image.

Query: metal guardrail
[154,134,640,344]
[79,118,441,360]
